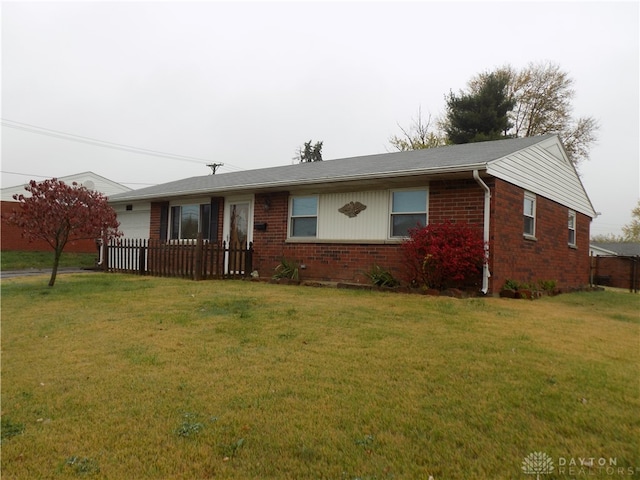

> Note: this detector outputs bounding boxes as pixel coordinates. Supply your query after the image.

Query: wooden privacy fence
[590,254,639,293]
[106,237,253,280]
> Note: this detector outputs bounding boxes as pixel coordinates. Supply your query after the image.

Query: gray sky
[1,1,638,236]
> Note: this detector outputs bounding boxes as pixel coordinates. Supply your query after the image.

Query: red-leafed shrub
[401,221,486,290]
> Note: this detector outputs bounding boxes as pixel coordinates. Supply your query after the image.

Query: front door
[223,197,253,274]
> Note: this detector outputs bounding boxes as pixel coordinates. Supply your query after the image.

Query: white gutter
[473,169,491,295]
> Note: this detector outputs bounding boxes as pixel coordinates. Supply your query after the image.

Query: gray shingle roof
[591,242,640,256]
[109,135,554,202]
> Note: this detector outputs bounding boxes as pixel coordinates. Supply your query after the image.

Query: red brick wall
[592,256,640,290]
[251,184,486,284]
[1,200,97,253]
[251,192,289,271]
[429,178,485,226]
[149,202,167,239]
[490,179,591,292]
[142,179,591,293]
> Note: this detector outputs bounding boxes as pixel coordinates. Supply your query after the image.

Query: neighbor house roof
[109,134,596,217]
[1,171,131,201]
[590,242,640,256]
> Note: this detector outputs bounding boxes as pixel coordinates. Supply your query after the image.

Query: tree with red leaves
[401,221,486,290]
[6,178,121,286]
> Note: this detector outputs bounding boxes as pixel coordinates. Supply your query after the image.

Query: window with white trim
[290,196,318,237]
[523,192,536,237]
[170,204,211,240]
[568,210,576,246]
[390,189,428,237]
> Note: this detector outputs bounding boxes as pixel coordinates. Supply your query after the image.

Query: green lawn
[1,274,638,479]
[1,250,98,271]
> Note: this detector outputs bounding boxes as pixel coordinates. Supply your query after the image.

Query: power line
[1,118,215,165]
[1,118,251,179]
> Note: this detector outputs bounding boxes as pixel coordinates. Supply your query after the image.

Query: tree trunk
[49,248,63,287]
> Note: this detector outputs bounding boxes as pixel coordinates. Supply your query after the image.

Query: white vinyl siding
[112,202,151,238]
[486,136,595,218]
[317,191,388,240]
[289,188,428,242]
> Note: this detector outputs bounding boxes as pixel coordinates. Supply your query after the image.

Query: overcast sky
[1,1,638,236]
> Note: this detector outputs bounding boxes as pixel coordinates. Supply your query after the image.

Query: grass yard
[1,274,638,479]
[1,250,97,271]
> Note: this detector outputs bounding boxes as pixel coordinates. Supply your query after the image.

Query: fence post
[102,235,109,272]
[246,242,254,277]
[139,239,147,276]
[194,233,203,281]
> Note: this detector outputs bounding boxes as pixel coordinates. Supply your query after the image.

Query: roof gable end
[487,135,596,218]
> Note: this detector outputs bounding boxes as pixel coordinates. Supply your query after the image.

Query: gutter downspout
[473,169,491,295]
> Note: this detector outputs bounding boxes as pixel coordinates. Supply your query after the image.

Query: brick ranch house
[108,134,596,295]
[1,172,131,253]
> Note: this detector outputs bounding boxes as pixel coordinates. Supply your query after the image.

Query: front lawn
[1,274,638,479]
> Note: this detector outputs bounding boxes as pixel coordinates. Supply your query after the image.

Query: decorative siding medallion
[338,201,367,218]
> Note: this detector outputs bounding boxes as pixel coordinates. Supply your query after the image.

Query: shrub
[273,258,300,281]
[365,265,400,288]
[401,221,486,290]
[538,279,557,292]
[503,279,520,291]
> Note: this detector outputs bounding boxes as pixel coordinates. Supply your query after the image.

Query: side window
[523,192,536,237]
[290,196,318,237]
[390,189,427,237]
[568,210,576,246]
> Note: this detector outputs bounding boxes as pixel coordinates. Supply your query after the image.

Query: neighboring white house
[1,171,132,201]
[1,171,137,253]
[2,171,151,239]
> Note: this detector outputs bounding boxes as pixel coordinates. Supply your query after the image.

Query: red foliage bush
[6,178,121,286]
[401,221,486,290]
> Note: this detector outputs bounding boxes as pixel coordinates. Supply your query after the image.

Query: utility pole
[206,163,224,174]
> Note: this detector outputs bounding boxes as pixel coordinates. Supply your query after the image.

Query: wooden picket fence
[105,237,253,280]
